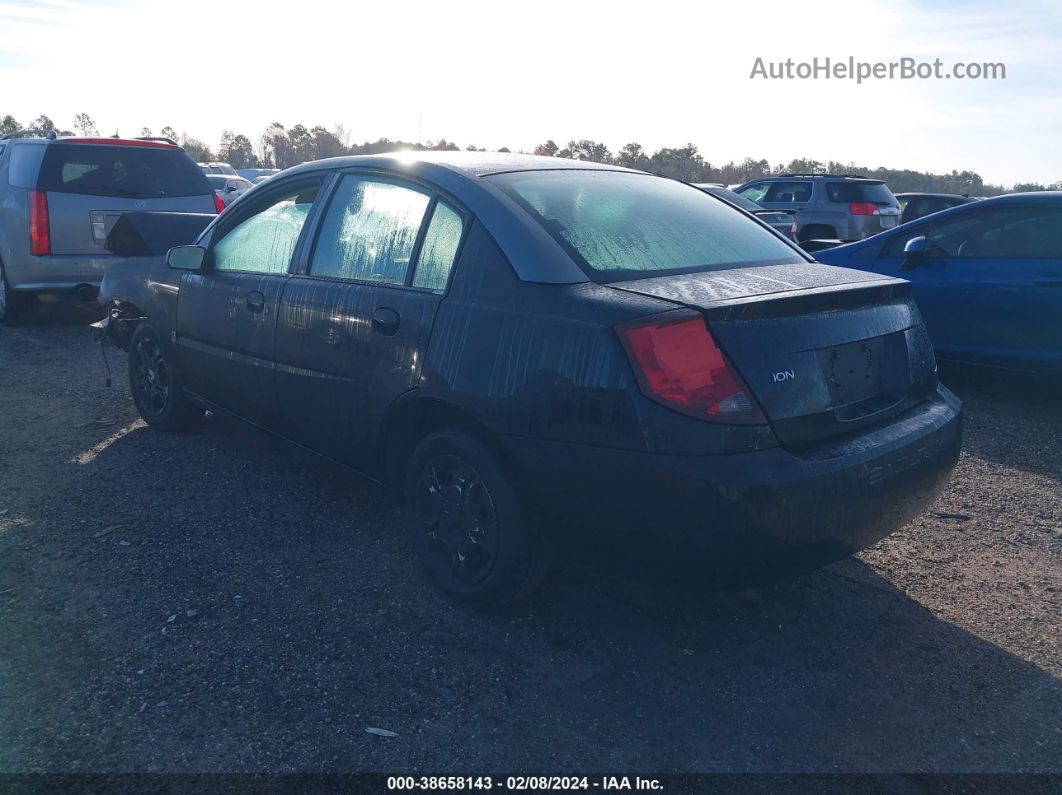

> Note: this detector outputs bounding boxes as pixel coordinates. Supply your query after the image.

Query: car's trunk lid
[608,263,937,447]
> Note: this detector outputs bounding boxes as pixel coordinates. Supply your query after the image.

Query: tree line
[3,113,1058,195]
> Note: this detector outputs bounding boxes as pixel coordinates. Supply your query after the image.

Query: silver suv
[0,131,218,323]
[734,174,901,244]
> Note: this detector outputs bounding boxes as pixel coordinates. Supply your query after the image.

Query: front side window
[311,176,431,285]
[412,201,464,290]
[488,170,802,282]
[213,181,321,274]
[735,182,768,203]
[885,204,1062,259]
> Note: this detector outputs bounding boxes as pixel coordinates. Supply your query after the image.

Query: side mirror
[900,235,927,271]
[903,236,927,256]
[225,185,238,193]
[167,245,206,272]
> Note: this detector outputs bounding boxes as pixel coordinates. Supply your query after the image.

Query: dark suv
[0,131,219,323]
[96,152,961,605]
[735,174,902,243]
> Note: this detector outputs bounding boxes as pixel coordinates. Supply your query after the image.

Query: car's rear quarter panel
[418,222,780,456]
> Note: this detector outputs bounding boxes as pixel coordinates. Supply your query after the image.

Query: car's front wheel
[128,323,204,431]
[404,431,547,606]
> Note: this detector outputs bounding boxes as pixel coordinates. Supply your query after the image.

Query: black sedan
[96,152,962,605]
[896,192,976,225]
[694,183,796,239]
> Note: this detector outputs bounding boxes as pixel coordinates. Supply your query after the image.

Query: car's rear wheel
[0,261,35,326]
[404,431,547,606]
[128,323,204,431]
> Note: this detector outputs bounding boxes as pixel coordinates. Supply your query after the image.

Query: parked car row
[5,133,1055,605]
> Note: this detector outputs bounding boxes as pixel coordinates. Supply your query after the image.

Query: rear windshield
[488,170,803,281]
[826,181,895,204]
[37,144,212,199]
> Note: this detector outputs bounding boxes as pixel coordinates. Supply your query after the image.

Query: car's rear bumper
[497,385,962,584]
[851,215,901,240]
[6,254,119,291]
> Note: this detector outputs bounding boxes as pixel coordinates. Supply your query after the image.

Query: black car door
[273,172,468,469]
[175,177,325,427]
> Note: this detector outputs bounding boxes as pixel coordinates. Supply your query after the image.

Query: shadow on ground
[1,404,1058,773]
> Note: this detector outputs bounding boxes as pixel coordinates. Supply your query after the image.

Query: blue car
[815,192,1062,375]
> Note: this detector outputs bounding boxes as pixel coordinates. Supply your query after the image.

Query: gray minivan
[0,131,219,323]
[734,174,901,244]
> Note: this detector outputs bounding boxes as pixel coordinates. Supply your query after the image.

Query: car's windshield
[206,175,230,188]
[37,143,211,199]
[488,170,803,281]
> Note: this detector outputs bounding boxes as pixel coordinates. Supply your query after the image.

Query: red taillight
[616,311,766,424]
[213,193,225,213]
[848,202,879,216]
[29,190,50,255]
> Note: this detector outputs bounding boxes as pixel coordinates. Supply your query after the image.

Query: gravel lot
[0,303,1059,774]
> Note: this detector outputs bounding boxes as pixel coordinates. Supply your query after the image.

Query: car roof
[972,191,1062,203]
[5,135,180,149]
[279,150,637,179]
[895,192,972,199]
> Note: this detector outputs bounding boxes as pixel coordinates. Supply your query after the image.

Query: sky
[1,0,1060,186]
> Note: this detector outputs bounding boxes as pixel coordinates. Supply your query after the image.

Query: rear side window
[763,181,812,202]
[488,170,802,281]
[310,176,431,285]
[213,182,321,273]
[36,144,211,199]
[826,181,894,204]
[412,201,464,290]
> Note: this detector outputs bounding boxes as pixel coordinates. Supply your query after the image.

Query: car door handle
[1033,279,1062,288]
[371,307,400,336]
[246,291,266,313]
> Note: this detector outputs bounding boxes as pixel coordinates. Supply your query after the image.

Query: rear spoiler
[105,212,214,258]
[701,278,911,322]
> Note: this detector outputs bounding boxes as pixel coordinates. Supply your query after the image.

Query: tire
[404,430,547,606]
[128,323,204,431]
[0,260,35,326]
